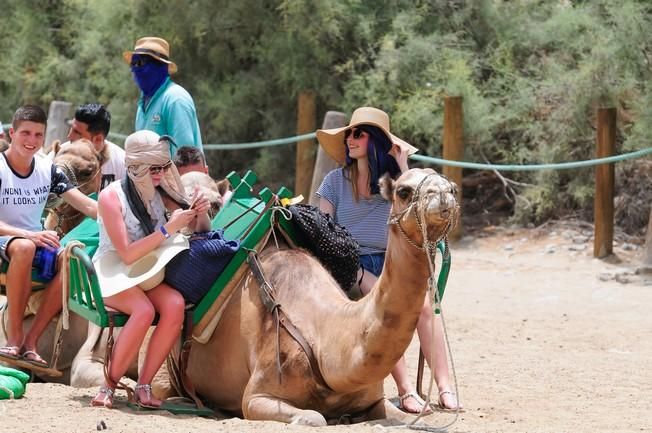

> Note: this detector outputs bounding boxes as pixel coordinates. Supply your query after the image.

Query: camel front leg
[243,394,327,426]
[365,398,424,425]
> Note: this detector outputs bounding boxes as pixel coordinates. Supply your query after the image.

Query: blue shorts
[359,253,385,277]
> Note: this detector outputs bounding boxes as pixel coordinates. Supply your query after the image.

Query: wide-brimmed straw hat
[94,233,189,296]
[315,107,419,165]
[123,36,178,74]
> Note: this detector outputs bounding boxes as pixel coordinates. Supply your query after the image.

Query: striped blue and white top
[316,168,390,255]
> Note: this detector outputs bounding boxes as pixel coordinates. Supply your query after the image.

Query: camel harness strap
[247,251,333,392]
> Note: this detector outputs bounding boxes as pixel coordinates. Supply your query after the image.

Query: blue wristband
[159,225,171,239]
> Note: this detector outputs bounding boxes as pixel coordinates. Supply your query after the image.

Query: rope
[60,241,85,330]
[107,132,317,149]
[410,146,652,171]
[106,128,651,172]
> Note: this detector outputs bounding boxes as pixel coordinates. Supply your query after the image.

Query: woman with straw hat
[316,107,461,412]
[90,130,211,409]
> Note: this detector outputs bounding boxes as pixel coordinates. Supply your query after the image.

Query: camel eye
[397,187,412,200]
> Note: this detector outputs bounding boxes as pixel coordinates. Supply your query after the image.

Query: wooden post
[594,107,616,258]
[44,101,73,154]
[295,90,317,200]
[308,111,346,206]
[442,96,464,241]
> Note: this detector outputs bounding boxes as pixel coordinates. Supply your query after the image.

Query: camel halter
[387,173,461,432]
[387,173,458,256]
[46,161,101,236]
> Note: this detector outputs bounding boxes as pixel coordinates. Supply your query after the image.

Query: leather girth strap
[247,251,333,392]
[178,310,205,409]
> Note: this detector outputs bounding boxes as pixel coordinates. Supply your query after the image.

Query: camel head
[43,139,103,236]
[180,171,232,218]
[52,139,103,198]
[380,167,459,249]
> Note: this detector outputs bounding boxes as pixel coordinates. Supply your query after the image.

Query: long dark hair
[344,125,401,198]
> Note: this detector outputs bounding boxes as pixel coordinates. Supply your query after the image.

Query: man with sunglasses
[123,37,203,156]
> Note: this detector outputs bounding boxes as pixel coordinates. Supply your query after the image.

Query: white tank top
[93,181,168,262]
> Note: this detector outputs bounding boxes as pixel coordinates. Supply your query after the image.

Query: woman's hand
[389,144,410,172]
[166,208,197,234]
[189,186,211,216]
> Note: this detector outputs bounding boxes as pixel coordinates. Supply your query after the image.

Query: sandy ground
[1,223,651,433]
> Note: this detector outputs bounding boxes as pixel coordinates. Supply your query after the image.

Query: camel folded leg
[365,398,425,425]
[244,394,327,426]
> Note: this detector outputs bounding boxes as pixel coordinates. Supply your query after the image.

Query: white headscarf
[124,130,188,214]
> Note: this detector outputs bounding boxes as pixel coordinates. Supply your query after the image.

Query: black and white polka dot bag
[288,204,359,293]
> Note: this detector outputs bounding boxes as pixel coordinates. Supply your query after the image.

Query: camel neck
[334,227,430,387]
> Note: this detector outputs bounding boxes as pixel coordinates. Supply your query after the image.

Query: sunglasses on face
[344,128,367,140]
[148,161,173,175]
[130,56,153,68]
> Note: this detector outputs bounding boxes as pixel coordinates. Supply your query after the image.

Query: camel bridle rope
[387,173,461,432]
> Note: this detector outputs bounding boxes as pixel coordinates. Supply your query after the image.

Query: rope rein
[386,173,461,432]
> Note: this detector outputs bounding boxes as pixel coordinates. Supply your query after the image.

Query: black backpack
[288,204,360,293]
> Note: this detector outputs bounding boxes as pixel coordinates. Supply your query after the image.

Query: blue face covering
[131,56,169,98]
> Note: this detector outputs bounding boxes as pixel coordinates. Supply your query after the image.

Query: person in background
[90,130,210,408]
[0,105,97,370]
[123,37,202,156]
[316,107,462,413]
[173,145,209,176]
[51,103,126,190]
[0,121,7,140]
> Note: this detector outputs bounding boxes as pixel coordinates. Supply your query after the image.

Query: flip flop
[21,350,49,368]
[0,345,21,361]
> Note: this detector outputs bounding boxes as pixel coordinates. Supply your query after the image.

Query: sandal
[134,384,162,409]
[437,390,462,411]
[398,391,433,414]
[21,350,49,368]
[91,387,115,409]
[0,345,21,361]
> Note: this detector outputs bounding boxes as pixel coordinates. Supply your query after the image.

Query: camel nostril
[441,209,450,219]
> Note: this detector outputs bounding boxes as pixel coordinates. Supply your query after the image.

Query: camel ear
[379,173,395,201]
[51,140,62,156]
[215,178,232,197]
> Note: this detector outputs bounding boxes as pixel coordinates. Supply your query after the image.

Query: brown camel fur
[170,167,458,425]
[44,139,103,237]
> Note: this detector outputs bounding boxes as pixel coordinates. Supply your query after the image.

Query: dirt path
[2,225,651,433]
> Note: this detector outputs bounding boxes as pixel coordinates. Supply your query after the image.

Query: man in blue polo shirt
[123,36,203,156]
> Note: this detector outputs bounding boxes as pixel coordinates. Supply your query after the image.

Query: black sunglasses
[344,128,366,140]
[130,56,154,68]
[148,161,173,175]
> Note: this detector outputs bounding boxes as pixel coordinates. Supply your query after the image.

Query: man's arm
[60,188,98,219]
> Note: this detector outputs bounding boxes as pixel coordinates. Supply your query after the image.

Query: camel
[44,139,103,237]
[159,167,459,425]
